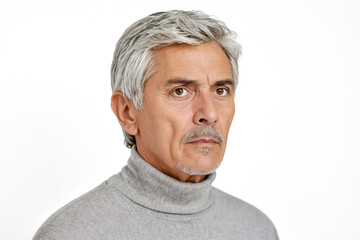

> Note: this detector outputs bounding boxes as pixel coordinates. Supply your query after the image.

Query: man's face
[134,42,235,183]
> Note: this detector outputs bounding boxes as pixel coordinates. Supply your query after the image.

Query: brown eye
[216,89,224,95]
[172,88,188,97]
[175,88,183,95]
[215,88,228,96]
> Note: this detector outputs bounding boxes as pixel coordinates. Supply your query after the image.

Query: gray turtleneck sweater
[33,148,279,240]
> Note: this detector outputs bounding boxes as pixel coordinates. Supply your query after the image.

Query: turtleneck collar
[109,147,216,214]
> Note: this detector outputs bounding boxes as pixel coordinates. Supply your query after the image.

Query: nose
[193,93,218,125]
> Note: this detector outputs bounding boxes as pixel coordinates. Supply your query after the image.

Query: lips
[188,138,219,144]
[181,126,224,144]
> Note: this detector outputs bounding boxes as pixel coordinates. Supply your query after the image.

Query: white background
[1,0,359,239]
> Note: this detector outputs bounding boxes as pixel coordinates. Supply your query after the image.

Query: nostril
[199,118,206,123]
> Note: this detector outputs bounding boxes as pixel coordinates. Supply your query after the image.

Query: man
[34,10,278,239]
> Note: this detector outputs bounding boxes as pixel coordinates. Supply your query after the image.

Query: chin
[176,151,223,176]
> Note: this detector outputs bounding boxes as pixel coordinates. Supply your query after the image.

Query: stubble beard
[175,126,225,176]
[175,147,223,176]
[175,158,222,176]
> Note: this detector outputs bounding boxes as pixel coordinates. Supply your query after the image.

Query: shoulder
[211,187,279,239]
[33,180,129,240]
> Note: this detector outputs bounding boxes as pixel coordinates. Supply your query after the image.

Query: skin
[111,42,235,183]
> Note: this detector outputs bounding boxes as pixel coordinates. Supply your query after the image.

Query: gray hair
[111,10,242,148]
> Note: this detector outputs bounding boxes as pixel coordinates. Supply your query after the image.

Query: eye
[215,88,228,96]
[172,88,189,97]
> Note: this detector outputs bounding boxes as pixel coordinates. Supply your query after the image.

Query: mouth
[188,138,220,144]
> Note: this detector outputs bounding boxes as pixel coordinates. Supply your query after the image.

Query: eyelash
[172,88,189,97]
[171,87,230,97]
[214,87,229,96]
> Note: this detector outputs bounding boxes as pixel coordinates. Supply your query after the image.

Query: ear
[111,92,138,136]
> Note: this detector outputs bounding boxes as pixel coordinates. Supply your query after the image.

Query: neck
[182,175,206,183]
[108,147,216,214]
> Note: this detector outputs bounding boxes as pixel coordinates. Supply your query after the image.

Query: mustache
[182,126,224,144]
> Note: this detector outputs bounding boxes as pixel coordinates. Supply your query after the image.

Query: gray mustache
[182,126,224,144]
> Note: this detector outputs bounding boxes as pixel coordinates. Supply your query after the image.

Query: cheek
[228,106,235,124]
[147,111,181,141]
[160,112,193,149]
[162,114,187,137]
[219,102,235,135]
[227,99,235,121]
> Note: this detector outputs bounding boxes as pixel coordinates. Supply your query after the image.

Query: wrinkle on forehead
[152,42,232,79]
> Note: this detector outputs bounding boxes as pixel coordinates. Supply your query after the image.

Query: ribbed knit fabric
[33,148,279,240]
[113,147,215,214]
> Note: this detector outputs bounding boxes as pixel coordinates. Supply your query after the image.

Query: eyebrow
[164,78,234,87]
[165,79,197,86]
[214,79,234,87]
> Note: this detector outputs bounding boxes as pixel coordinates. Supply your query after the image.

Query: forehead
[150,42,233,84]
